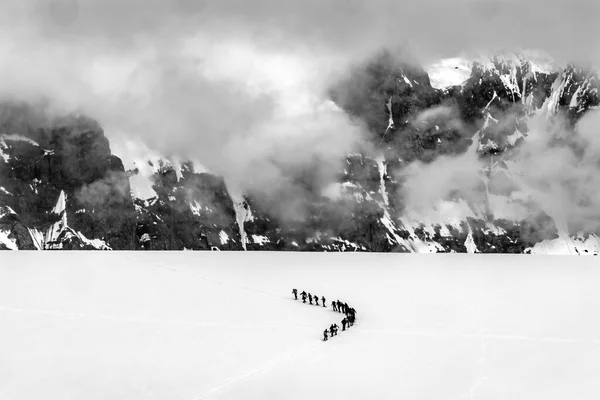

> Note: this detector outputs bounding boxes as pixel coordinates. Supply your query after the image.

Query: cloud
[412,105,469,133]
[0,0,598,223]
[513,110,600,234]
[75,170,131,210]
[397,134,484,214]
[399,106,600,235]
[0,0,370,216]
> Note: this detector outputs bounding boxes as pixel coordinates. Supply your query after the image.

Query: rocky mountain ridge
[1,52,599,253]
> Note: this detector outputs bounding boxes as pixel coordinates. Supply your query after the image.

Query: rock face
[132,162,242,250]
[1,51,599,253]
[0,108,136,250]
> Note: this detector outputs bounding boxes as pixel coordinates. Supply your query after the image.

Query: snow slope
[1,253,599,400]
[425,57,473,89]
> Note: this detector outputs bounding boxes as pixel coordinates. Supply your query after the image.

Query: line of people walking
[293,288,327,307]
[292,288,358,341]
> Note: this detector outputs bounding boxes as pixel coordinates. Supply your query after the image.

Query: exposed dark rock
[1,52,598,252]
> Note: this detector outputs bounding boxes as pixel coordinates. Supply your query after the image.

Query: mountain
[1,51,599,253]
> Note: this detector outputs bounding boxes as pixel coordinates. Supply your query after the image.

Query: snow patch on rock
[0,229,18,250]
[425,57,472,89]
[527,233,599,255]
[251,235,270,246]
[219,231,229,245]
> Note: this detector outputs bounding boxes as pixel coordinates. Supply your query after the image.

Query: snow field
[0,253,599,400]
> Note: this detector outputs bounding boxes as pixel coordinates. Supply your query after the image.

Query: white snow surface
[110,138,209,200]
[0,139,10,163]
[0,229,18,250]
[231,192,255,251]
[51,190,67,215]
[464,228,478,253]
[425,57,472,89]
[544,71,570,116]
[251,235,270,246]
[219,231,229,245]
[27,228,44,250]
[21,191,111,250]
[0,205,17,219]
[0,134,41,163]
[0,133,39,147]
[129,172,158,200]
[528,233,600,255]
[384,96,394,133]
[1,253,600,400]
[375,155,389,206]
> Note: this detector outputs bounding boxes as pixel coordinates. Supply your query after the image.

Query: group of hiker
[293,288,327,307]
[292,288,358,341]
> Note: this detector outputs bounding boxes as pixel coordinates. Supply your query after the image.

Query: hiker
[330,324,335,337]
[321,296,326,307]
[314,295,319,306]
[337,301,344,313]
[301,291,307,303]
[308,293,313,305]
[292,288,298,300]
[323,329,329,341]
[333,323,339,335]
[344,302,349,315]
[332,301,338,312]
[341,318,347,331]
[347,308,355,321]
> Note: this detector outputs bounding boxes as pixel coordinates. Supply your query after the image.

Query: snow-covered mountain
[1,51,599,253]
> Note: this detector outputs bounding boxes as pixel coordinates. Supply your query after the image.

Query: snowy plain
[1,253,599,400]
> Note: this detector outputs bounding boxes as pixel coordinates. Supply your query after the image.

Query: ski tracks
[191,340,321,400]
[141,263,341,400]
[147,263,285,300]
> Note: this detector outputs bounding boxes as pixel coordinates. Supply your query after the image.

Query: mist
[511,111,600,235]
[398,105,600,236]
[0,0,598,223]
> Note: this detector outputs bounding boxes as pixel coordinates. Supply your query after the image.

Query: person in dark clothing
[308,294,313,305]
[321,296,326,307]
[332,301,338,312]
[341,318,347,331]
[329,324,335,337]
[344,303,349,315]
[314,295,319,306]
[292,288,298,300]
[333,323,339,335]
[301,291,307,303]
[337,300,343,313]
[323,329,329,341]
